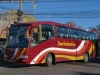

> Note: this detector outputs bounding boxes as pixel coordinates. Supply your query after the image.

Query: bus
[4,21,98,66]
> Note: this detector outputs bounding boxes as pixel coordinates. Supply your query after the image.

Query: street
[0,58,100,75]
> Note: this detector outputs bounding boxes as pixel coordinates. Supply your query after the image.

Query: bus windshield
[7,25,29,48]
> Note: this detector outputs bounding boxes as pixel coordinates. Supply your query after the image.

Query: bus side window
[41,24,55,40]
[81,31,88,40]
[57,26,69,38]
[70,29,80,39]
[89,32,97,41]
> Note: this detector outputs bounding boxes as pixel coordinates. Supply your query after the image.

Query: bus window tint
[31,32,39,47]
[89,32,97,40]
[42,25,54,40]
[7,26,29,48]
[57,26,69,38]
[81,31,89,40]
[70,29,80,39]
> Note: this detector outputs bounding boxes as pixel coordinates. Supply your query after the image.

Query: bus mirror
[25,26,32,38]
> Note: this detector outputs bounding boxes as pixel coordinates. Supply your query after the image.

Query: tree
[66,21,76,27]
[66,21,82,28]
[76,26,82,29]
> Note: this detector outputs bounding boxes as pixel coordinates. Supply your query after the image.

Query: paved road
[0,58,100,75]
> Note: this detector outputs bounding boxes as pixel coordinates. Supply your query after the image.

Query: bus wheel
[84,53,89,63]
[46,53,53,67]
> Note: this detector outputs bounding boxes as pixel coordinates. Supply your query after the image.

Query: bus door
[30,28,39,47]
[89,32,97,58]
[29,25,55,63]
[28,27,39,63]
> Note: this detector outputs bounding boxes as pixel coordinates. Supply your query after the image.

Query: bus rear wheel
[45,53,53,67]
[84,53,89,63]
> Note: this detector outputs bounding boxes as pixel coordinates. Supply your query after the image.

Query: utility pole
[17,0,23,23]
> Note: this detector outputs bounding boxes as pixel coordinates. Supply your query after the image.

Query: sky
[0,0,100,30]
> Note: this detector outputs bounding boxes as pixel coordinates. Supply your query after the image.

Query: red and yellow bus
[4,21,98,66]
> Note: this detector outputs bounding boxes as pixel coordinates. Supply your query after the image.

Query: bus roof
[12,21,88,32]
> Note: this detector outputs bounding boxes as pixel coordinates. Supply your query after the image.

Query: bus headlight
[19,55,28,58]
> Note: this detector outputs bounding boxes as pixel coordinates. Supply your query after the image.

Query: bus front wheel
[84,53,89,63]
[45,53,53,67]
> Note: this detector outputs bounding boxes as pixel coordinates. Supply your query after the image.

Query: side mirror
[25,26,32,38]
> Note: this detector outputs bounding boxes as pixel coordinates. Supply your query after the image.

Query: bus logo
[57,41,76,46]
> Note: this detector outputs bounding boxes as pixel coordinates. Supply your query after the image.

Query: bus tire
[45,53,53,67]
[84,53,89,63]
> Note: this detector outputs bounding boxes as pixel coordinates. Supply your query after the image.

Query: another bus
[4,21,98,66]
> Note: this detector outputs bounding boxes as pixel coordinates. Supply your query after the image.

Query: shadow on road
[0,62,47,68]
[0,63,28,68]
[61,58,100,68]
[0,58,100,68]
[76,72,100,75]
[89,58,100,64]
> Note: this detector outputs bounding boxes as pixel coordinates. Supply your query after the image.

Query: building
[0,10,36,38]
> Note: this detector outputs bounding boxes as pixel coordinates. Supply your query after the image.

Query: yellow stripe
[41,55,84,64]
[56,55,76,60]
[41,44,95,63]
[26,32,29,37]
[42,59,45,63]
[56,45,94,60]
[89,44,94,55]
[56,55,84,60]
[15,48,26,60]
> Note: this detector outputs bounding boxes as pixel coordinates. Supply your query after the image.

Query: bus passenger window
[70,29,80,39]
[81,31,88,40]
[41,24,55,40]
[57,26,69,38]
[89,32,97,41]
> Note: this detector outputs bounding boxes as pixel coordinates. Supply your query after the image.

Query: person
[45,31,49,40]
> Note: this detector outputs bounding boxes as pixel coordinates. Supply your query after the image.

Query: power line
[1,10,99,18]
[38,0,100,2]
[55,3,100,9]
[39,0,100,2]
[0,5,16,10]
[0,0,100,3]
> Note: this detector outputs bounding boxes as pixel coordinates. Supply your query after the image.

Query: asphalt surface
[0,58,100,75]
